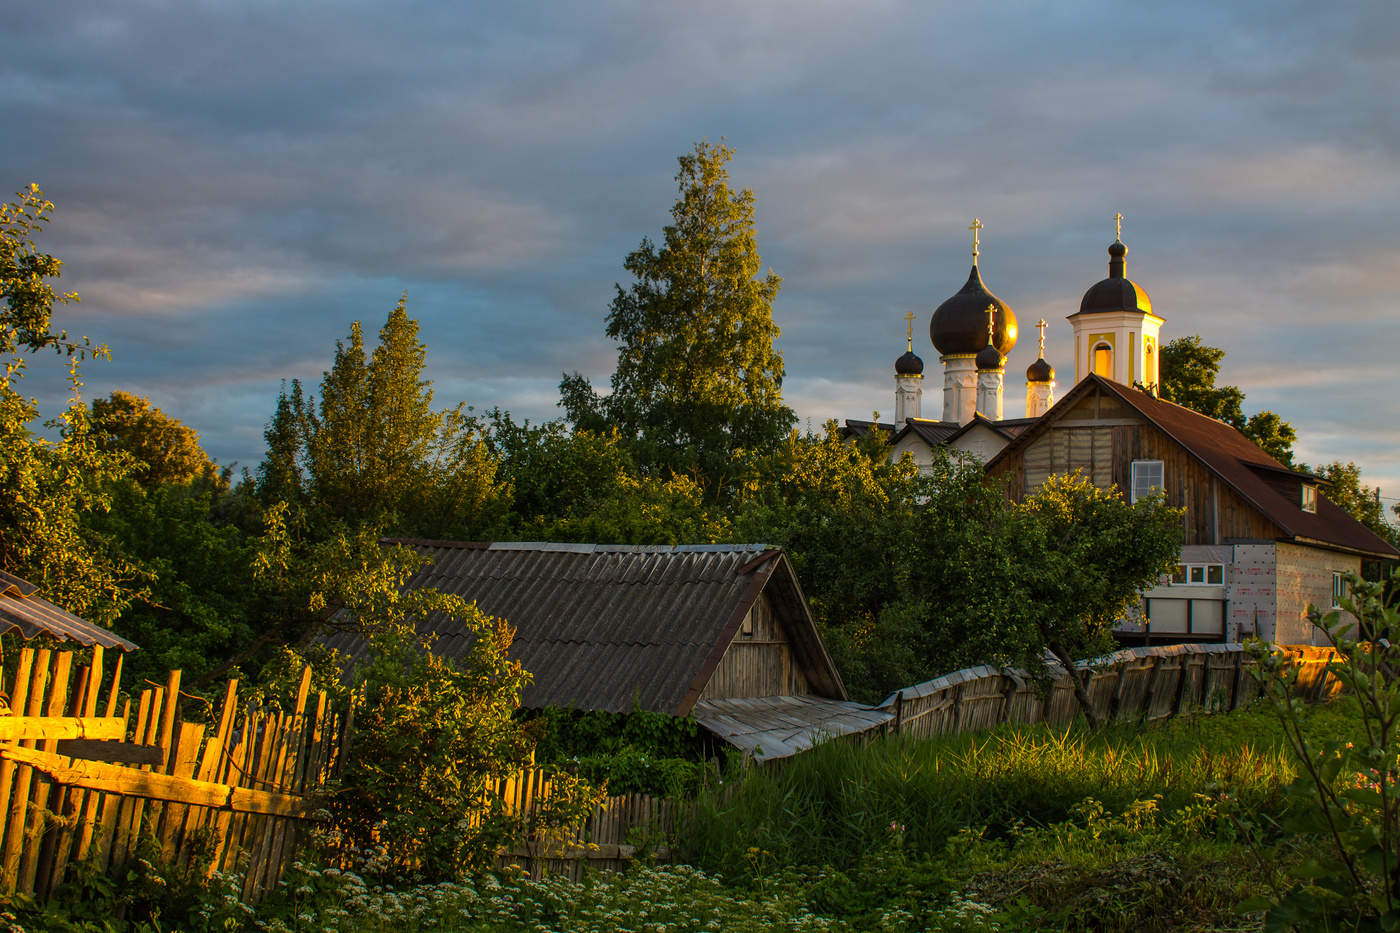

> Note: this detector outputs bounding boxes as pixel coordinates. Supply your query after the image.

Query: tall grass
[680,700,1357,877]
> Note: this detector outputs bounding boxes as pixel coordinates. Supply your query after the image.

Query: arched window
[1093,343,1113,378]
[1144,340,1155,386]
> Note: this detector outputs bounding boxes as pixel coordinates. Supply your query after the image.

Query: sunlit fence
[0,646,349,902]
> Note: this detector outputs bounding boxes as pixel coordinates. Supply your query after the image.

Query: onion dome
[895,349,924,375]
[1079,239,1153,316]
[931,266,1018,356]
[1026,357,1055,383]
[976,343,1003,371]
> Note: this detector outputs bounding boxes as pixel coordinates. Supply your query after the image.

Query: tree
[1159,335,1297,465]
[1,186,146,624]
[485,410,727,545]
[90,391,222,488]
[561,141,794,500]
[998,475,1182,726]
[731,427,1000,702]
[256,297,509,538]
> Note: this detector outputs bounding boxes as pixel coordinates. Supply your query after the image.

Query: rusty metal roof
[0,570,138,651]
[321,542,846,715]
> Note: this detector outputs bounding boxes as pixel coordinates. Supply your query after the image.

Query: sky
[6,0,1399,513]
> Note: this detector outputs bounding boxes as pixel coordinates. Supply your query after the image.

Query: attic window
[1301,483,1317,513]
[1130,460,1164,503]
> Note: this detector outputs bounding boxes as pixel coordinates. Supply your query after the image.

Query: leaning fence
[0,646,350,903]
[880,642,1340,740]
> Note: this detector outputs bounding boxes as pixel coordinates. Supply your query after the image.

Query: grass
[10,698,1364,932]
[677,699,1327,879]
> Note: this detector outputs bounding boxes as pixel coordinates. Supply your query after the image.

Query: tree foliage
[90,391,222,488]
[561,140,794,500]
[1302,460,1400,553]
[997,475,1183,725]
[257,297,510,539]
[1159,335,1297,465]
[0,186,146,625]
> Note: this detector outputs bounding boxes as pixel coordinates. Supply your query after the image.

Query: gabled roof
[321,542,847,715]
[892,415,1038,451]
[987,375,1400,560]
[0,570,138,651]
[891,418,962,448]
[841,419,896,439]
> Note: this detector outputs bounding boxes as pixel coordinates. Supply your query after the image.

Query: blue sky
[7,1,1399,511]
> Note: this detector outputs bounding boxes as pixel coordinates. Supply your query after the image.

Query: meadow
[19,697,1347,933]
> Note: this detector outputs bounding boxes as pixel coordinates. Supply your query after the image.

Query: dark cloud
[6,0,1399,495]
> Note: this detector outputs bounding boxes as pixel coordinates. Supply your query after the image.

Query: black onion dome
[975,343,1003,371]
[1079,240,1154,316]
[895,349,924,375]
[1026,357,1055,383]
[930,265,1018,356]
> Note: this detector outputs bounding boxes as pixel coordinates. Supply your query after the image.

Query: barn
[321,541,890,760]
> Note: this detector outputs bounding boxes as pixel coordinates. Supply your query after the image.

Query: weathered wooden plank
[54,740,165,766]
[0,718,128,742]
[0,746,314,818]
[22,651,73,894]
[1,648,51,892]
[0,648,38,870]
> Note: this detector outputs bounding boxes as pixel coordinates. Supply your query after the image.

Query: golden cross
[904,311,915,351]
[969,217,983,264]
[985,304,997,347]
[1036,318,1047,357]
[1114,212,1123,242]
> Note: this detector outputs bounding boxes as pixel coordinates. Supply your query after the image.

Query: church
[847,218,1398,647]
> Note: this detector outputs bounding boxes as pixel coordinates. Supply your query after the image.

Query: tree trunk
[1051,641,1102,729]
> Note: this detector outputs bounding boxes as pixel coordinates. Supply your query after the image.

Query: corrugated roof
[693,696,892,761]
[321,542,846,715]
[0,570,138,651]
[987,375,1400,560]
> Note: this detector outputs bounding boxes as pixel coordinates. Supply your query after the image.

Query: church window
[1144,340,1155,387]
[1301,483,1317,513]
[1093,343,1113,378]
[1130,459,1163,503]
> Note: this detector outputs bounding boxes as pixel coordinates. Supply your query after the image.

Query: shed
[322,541,889,760]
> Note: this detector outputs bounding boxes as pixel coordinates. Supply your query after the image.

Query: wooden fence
[490,765,679,881]
[0,646,350,902]
[881,642,1340,740]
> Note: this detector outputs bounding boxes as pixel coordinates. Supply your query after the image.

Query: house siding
[700,592,812,700]
[988,383,1284,546]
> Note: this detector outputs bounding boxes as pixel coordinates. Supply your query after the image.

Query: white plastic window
[1170,563,1225,586]
[1130,460,1164,503]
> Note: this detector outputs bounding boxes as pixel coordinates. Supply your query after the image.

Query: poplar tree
[258,297,508,537]
[561,140,794,500]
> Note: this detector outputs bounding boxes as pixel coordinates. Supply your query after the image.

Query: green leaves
[562,140,794,502]
[1241,573,1400,929]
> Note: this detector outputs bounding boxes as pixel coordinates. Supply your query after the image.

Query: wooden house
[322,541,890,760]
[984,375,1400,645]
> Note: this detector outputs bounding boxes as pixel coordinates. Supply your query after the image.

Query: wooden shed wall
[699,593,812,700]
[988,385,1283,546]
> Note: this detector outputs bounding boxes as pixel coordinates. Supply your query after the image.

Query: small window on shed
[1130,459,1164,503]
[1301,483,1317,513]
[1332,571,1346,608]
